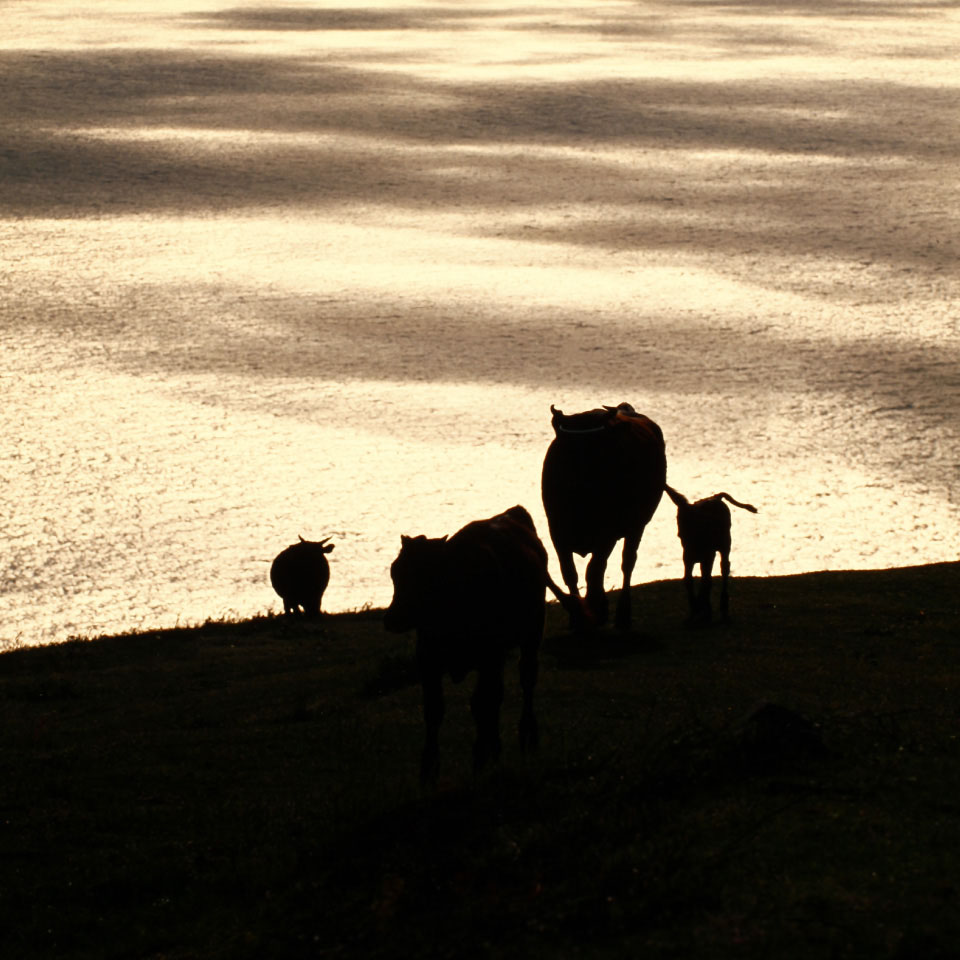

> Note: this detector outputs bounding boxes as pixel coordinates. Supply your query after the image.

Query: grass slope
[1,563,959,959]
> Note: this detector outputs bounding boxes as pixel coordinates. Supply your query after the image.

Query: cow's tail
[545,572,569,606]
[663,483,689,508]
[545,573,594,624]
[716,493,758,514]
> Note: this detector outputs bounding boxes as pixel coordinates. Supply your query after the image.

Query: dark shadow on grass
[361,652,420,698]
[544,626,663,669]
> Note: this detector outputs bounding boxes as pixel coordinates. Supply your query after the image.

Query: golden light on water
[2,0,958,645]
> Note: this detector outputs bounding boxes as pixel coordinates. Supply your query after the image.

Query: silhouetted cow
[383,505,562,785]
[664,485,757,623]
[542,402,666,631]
[270,536,334,617]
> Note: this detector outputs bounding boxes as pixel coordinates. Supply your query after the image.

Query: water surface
[2,0,958,646]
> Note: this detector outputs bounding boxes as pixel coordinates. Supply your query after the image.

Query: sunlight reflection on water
[3,0,959,646]
[2,207,957,646]
[3,324,956,647]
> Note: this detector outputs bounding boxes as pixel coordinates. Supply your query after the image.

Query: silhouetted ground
[2,563,958,958]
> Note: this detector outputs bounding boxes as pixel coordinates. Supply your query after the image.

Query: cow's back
[681,497,733,559]
[448,506,548,602]
[542,411,666,553]
[270,541,330,611]
[421,507,548,672]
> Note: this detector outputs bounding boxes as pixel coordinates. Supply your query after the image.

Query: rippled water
[2,0,958,647]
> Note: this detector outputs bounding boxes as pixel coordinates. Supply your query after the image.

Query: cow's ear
[440,535,448,543]
[324,543,335,553]
[401,535,411,546]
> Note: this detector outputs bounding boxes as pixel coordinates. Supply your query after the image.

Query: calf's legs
[719,550,731,622]
[615,533,640,631]
[683,550,718,624]
[697,554,716,623]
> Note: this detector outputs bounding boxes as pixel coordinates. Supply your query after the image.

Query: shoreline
[4,559,956,653]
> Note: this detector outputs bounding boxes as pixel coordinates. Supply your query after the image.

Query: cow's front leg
[556,548,589,631]
[471,662,504,774]
[585,547,612,626]
[556,548,579,597]
[419,667,444,786]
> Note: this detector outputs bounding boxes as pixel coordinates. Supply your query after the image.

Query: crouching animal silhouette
[664,485,757,623]
[542,402,666,631]
[384,505,563,785]
[270,536,334,617]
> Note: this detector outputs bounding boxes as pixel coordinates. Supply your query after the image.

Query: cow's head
[550,403,617,436]
[383,534,448,633]
[298,535,335,555]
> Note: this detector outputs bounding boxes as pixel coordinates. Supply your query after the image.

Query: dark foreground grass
[1,563,959,959]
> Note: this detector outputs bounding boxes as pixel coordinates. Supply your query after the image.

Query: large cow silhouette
[384,505,563,784]
[542,402,666,631]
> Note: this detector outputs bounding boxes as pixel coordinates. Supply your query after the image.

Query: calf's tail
[717,493,758,513]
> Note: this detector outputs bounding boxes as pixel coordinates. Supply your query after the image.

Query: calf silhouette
[664,485,757,623]
[270,536,334,617]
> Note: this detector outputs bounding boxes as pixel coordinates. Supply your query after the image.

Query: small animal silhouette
[542,402,667,631]
[384,505,563,785]
[270,536,334,617]
[664,485,757,623]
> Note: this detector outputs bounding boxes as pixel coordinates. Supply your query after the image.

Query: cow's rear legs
[471,664,504,774]
[718,551,731,622]
[419,667,445,786]
[518,638,540,755]
[615,535,640,632]
[693,554,716,624]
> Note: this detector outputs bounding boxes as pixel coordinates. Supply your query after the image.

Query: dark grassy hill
[2,563,958,959]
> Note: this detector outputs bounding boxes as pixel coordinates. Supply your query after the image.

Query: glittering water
[2,0,958,647]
